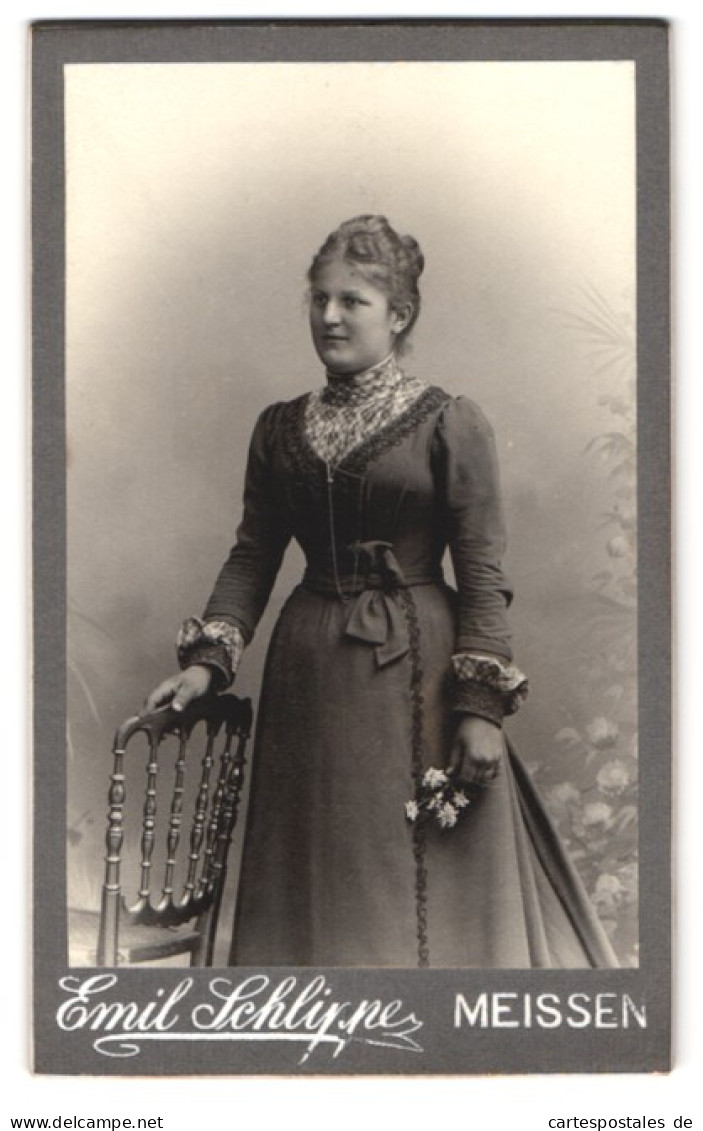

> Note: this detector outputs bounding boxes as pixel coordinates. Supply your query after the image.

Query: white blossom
[592,873,622,914]
[437,803,458,829]
[405,800,419,822]
[582,801,613,829]
[423,767,448,789]
[595,873,622,896]
[585,716,619,749]
[597,759,630,795]
[550,782,581,807]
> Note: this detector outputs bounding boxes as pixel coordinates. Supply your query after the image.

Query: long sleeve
[176,404,291,687]
[433,396,513,659]
[433,396,527,724]
[203,403,292,640]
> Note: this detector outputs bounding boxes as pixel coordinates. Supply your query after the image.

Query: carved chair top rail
[112,694,253,752]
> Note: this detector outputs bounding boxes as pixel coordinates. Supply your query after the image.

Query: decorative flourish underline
[93,1029,424,1064]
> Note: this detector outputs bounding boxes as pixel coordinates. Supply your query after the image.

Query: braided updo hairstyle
[308,215,425,354]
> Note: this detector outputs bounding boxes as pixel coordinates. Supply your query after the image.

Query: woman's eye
[344,297,360,308]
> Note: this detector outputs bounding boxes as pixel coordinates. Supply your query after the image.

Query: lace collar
[321,353,403,407]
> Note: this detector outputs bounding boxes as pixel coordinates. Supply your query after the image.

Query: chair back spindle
[161,732,188,903]
[97,748,126,967]
[137,738,160,904]
[184,729,217,901]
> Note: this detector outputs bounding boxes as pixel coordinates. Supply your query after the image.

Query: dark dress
[202,386,618,968]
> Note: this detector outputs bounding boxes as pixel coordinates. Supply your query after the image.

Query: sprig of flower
[405,767,482,831]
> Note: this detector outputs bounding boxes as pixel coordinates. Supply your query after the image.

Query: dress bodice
[204,381,514,662]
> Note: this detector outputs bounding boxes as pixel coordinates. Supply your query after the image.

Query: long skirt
[229,583,618,968]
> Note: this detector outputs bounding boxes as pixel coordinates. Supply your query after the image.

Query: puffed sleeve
[177,403,292,687]
[433,396,527,724]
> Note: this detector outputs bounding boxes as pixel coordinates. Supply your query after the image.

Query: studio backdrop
[65,58,638,965]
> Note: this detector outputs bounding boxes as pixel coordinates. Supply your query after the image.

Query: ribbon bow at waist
[343,541,410,669]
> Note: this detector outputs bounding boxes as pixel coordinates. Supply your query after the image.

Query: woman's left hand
[447,715,505,786]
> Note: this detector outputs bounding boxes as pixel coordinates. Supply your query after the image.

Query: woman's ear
[391,304,413,336]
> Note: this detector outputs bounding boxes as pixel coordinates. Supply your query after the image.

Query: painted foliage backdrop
[66,61,638,965]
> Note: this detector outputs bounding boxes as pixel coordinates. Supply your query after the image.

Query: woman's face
[309,257,407,375]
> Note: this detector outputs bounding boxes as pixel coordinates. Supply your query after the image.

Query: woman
[146,215,617,969]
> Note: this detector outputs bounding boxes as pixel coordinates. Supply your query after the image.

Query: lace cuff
[448,653,528,726]
[176,617,245,690]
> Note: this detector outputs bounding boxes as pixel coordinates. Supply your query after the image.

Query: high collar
[322,353,403,407]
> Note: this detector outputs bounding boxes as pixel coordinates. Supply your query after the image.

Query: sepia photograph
[31,19,670,1075]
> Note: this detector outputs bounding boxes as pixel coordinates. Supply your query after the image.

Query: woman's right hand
[142,664,213,715]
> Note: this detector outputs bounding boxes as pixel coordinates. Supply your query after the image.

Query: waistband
[303,538,442,600]
[301,570,442,599]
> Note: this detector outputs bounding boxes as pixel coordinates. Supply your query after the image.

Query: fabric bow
[343,541,410,668]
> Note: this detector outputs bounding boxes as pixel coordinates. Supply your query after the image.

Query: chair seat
[69,907,201,967]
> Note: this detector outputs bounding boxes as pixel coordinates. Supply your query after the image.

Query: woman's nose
[322,300,341,324]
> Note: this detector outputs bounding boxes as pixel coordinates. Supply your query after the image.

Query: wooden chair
[88,693,252,967]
